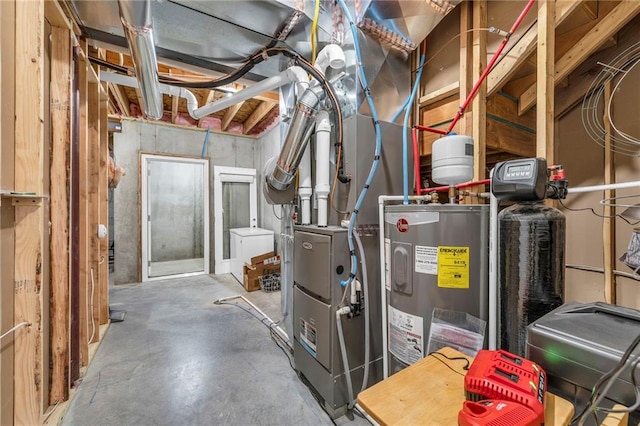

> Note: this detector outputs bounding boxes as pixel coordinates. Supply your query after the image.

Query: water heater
[385,204,489,373]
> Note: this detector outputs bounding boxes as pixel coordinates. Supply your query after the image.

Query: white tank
[431,134,474,185]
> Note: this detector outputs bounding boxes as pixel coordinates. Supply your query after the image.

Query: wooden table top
[357,347,574,426]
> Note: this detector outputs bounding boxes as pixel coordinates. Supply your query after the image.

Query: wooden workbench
[357,347,574,425]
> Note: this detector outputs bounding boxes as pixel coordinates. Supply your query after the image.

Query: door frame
[141,153,210,282]
[213,166,257,274]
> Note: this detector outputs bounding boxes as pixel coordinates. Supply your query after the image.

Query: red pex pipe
[418,179,491,194]
[414,124,448,136]
[412,127,421,194]
[445,0,536,134]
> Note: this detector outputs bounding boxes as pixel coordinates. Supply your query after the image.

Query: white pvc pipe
[192,66,309,119]
[567,180,640,194]
[489,169,498,350]
[214,294,290,346]
[314,44,346,76]
[315,111,331,227]
[378,194,430,379]
[299,146,312,225]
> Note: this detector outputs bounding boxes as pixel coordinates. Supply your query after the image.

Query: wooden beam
[198,90,217,126]
[49,25,71,406]
[419,83,459,109]
[221,101,244,131]
[14,0,45,423]
[603,80,616,304]
[536,0,555,164]
[134,88,144,115]
[472,0,487,182]
[171,95,178,124]
[44,0,73,30]
[487,0,581,97]
[520,0,640,114]
[243,102,276,134]
[107,83,130,117]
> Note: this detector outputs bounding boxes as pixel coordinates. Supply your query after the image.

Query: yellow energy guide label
[437,246,469,289]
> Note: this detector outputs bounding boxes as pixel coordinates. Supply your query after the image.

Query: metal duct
[268,85,325,191]
[118,0,163,120]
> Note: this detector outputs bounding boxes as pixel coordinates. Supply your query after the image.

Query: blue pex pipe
[337,0,382,288]
[403,53,426,204]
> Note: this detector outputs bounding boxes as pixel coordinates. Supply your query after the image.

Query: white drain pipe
[315,111,331,227]
[299,146,312,225]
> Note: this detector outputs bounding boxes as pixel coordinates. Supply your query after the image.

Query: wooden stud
[171,95,179,124]
[78,47,90,368]
[536,0,555,164]
[520,0,640,114]
[44,0,73,31]
[603,80,616,304]
[88,81,101,344]
[221,101,244,131]
[459,0,472,137]
[49,25,71,405]
[243,102,277,134]
[14,0,45,423]
[487,0,581,97]
[0,1,16,424]
[99,97,109,325]
[418,82,459,109]
[471,0,487,183]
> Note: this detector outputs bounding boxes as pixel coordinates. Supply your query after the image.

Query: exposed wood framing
[471,0,487,182]
[198,90,216,126]
[458,0,472,137]
[171,95,179,124]
[0,1,16,424]
[108,82,130,117]
[78,51,89,368]
[99,98,109,324]
[487,0,580,97]
[87,81,100,344]
[48,25,71,405]
[221,101,244,131]
[418,82,459,108]
[13,0,45,423]
[603,80,616,304]
[536,0,555,163]
[243,101,276,134]
[520,0,640,114]
[44,0,73,31]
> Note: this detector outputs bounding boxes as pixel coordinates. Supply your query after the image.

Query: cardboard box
[243,251,281,292]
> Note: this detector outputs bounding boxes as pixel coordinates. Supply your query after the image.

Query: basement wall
[112,120,264,284]
[557,66,640,309]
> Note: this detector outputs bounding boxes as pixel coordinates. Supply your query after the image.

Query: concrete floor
[62,274,370,426]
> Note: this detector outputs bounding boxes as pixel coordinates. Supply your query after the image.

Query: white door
[141,154,210,282]
[213,166,258,274]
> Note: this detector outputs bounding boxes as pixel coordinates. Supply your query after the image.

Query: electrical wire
[311,0,320,63]
[0,322,31,341]
[427,351,470,377]
[337,0,382,289]
[329,143,350,214]
[594,357,640,414]
[571,331,640,424]
[550,184,640,225]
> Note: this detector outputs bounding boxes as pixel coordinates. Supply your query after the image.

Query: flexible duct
[117,0,163,120]
[315,111,331,227]
[268,85,326,191]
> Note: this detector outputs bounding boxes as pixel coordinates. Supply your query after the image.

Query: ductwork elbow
[267,85,326,191]
[314,44,346,76]
[118,0,163,120]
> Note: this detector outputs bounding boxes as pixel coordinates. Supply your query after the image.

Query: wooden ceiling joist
[171,94,179,123]
[243,101,276,134]
[487,0,581,97]
[221,101,244,131]
[108,82,130,117]
[519,0,640,114]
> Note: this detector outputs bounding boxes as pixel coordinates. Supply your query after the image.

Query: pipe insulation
[117,0,163,120]
[315,111,331,227]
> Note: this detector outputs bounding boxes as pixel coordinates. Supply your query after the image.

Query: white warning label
[300,318,317,358]
[384,238,391,291]
[389,306,424,366]
[415,245,438,275]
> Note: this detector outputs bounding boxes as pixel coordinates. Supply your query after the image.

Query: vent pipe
[118,0,163,120]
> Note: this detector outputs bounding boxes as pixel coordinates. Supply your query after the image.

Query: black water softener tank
[499,202,565,356]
